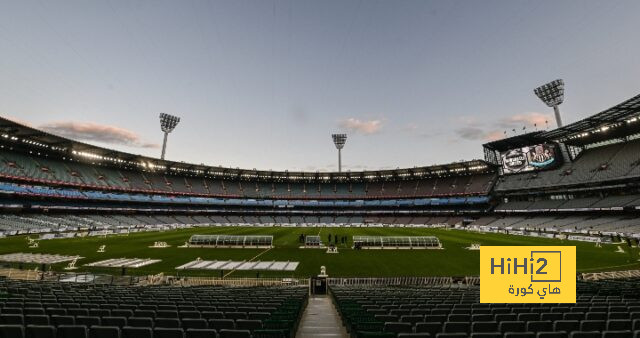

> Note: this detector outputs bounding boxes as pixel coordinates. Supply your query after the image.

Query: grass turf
[0,226,638,278]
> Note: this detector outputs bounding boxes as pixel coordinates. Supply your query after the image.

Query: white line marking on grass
[223,247,272,278]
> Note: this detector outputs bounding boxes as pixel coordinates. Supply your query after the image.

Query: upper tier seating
[496,194,640,212]
[496,139,640,192]
[0,214,464,235]
[0,150,495,199]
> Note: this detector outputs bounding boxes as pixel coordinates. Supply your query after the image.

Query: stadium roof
[483,93,640,151]
[0,116,494,181]
[540,93,640,145]
[481,131,546,152]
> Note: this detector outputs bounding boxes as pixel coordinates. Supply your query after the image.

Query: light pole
[534,79,565,128]
[332,134,347,172]
[159,113,181,160]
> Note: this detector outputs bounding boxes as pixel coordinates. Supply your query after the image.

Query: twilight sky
[1,0,639,171]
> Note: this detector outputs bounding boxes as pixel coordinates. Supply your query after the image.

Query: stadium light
[534,79,565,128]
[332,133,347,172]
[159,113,181,160]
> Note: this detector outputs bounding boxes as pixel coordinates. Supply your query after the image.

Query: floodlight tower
[159,113,181,160]
[534,79,565,128]
[332,133,347,172]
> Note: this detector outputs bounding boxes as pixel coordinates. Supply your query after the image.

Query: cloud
[300,163,335,172]
[455,127,488,141]
[401,122,419,132]
[40,121,159,149]
[454,126,503,141]
[497,112,552,129]
[484,130,505,141]
[453,112,553,142]
[5,116,35,128]
[339,118,383,135]
[400,122,446,139]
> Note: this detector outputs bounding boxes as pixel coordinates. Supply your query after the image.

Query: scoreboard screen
[500,143,560,174]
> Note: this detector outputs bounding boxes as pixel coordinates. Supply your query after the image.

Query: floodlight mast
[332,133,347,172]
[534,79,565,128]
[159,113,181,160]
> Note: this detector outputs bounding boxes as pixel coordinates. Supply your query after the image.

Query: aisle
[296,295,349,337]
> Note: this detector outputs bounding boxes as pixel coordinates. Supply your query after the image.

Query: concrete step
[297,295,348,338]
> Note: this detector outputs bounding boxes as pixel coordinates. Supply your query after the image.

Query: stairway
[296,295,348,337]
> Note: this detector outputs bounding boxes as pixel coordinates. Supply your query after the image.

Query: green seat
[252,329,287,338]
[354,322,385,332]
[357,331,396,338]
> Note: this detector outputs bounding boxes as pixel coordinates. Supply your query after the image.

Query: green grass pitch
[0,227,638,278]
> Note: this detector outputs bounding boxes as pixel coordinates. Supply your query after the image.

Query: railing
[327,276,478,286]
[0,269,145,285]
[43,272,144,285]
[174,277,309,287]
[8,269,640,286]
[0,268,41,281]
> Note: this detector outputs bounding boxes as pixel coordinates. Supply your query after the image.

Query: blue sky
[1,0,639,171]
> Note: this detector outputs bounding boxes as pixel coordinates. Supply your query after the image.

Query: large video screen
[500,143,560,174]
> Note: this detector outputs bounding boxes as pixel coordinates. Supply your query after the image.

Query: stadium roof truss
[483,93,640,153]
[542,93,640,143]
[0,117,495,182]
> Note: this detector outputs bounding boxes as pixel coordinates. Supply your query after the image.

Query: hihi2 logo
[480,246,575,303]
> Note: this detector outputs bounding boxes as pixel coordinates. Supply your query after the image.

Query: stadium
[1,90,640,337]
[3,2,640,338]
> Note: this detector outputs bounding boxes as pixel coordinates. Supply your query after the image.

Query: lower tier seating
[333,280,640,337]
[0,279,307,338]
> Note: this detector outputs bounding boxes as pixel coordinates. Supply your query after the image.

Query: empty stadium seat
[57,325,88,338]
[210,319,235,331]
[383,322,412,334]
[25,315,49,326]
[182,318,208,330]
[235,319,262,331]
[0,324,24,338]
[0,314,24,325]
[88,326,120,338]
[25,325,56,338]
[219,329,251,338]
[127,317,153,328]
[156,318,181,328]
[76,316,101,327]
[102,317,127,328]
[154,327,185,338]
[122,326,152,338]
[569,332,600,338]
[185,328,217,338]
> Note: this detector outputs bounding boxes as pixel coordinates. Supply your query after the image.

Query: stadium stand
[495,139,640,192]
[473,215,640,235]
[0,115,506,240]
[0,214,473,236]
[332,279,640,337]
[0,94,639,250]
[0,146,495,199]
[0,279,307,338]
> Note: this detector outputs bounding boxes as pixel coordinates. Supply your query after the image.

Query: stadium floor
[0,227,638,277]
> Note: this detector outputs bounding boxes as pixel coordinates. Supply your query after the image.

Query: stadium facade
[0,93,639,238]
